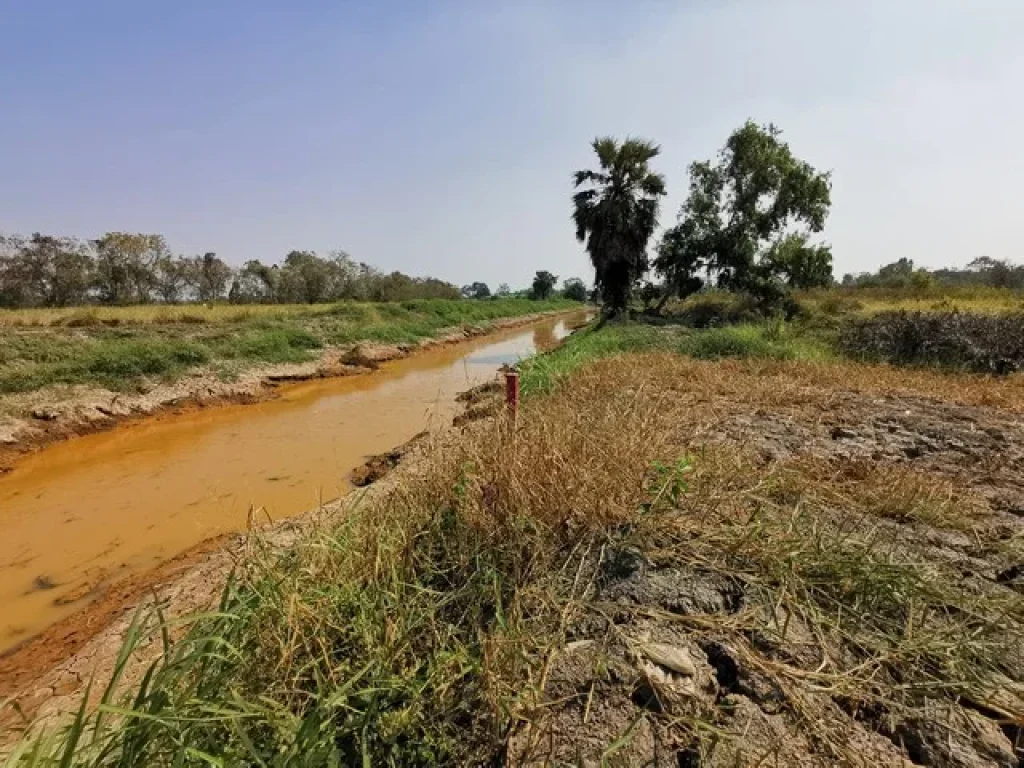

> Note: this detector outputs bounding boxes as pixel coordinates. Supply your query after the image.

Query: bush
[817,294,864,316]
[673,292,761,328]
[840,310,1024,373]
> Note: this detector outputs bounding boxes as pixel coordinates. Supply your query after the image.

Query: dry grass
[799,286,1024,316]
[0,303,328,328]
[588,349,1024,413]
[0,298,579,329]
[767,457,986,529]
[7,349,1023,765]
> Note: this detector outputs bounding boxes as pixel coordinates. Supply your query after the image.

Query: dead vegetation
[4,352,1024,766]
[841,310,1024,374]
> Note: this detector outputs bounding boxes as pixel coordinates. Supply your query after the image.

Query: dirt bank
[0,431,441,744]
[0,310,572,473]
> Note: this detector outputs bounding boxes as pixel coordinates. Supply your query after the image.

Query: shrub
[818,294,864,316]
[840,310,1024,373]
[675,292,761,328]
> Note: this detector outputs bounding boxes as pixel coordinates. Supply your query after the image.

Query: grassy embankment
[0,298,578,396]
[7,303,1023,765]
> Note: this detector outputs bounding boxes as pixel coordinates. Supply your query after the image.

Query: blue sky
[2,1,1022,289]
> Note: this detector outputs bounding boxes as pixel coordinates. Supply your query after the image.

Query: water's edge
[0,311,589,657]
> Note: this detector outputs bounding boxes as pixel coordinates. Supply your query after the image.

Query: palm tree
[572,137,666,316]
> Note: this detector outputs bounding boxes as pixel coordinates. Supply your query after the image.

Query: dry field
[6,327,1023,766]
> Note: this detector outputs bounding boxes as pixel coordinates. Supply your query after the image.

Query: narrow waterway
[0,313,585,651]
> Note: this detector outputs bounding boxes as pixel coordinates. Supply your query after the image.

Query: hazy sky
[2,1,1022,288]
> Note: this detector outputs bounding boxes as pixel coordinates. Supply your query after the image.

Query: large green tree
[655,121,832,310]
[561,277,588,302]
[94,232,168,304]
[461,282,491,299]
[0,234,93,307]
[572,137,666,315]
[530,270,558,300]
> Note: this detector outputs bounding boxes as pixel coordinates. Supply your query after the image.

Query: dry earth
[505,354,1024,767]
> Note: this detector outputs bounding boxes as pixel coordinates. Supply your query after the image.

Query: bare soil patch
[504,356,1024,766]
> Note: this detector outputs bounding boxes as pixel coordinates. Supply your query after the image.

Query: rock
[456,380,501,404]
[894,706,1017,768]
[30,407,59,421]
[452,403,498,427]
[340,344,404,368]
[53,580,101,607]
[30,575,58,592]
[350,431,427,487]
[640,642,697,677]
[601,564,743,616]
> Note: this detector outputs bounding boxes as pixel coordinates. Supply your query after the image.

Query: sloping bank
[0,298,578,471]
[4,322,1024,766]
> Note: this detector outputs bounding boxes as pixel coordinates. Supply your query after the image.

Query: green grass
[520,320,833,395]
[0,298,579,394]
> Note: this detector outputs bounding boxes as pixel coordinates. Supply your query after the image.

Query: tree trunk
[653,286,674,314]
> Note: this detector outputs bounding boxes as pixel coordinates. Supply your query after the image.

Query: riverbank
[4,321,1023,765]
[0,299,579,470]
[0,311,588,660]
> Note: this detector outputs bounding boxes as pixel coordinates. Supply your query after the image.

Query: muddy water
[0,314,584,651]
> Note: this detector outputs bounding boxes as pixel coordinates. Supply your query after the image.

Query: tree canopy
[843,255,1024,292]
[572,137,666,315]
[561,277,588,302]
[531,271,558,300]
[654,121,833,309]
[461,282,491,299]
[0,232,463,307]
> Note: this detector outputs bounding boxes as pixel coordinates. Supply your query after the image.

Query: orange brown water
[0,314,583,651]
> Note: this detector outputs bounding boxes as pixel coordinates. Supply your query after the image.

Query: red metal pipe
[504,370,520,422]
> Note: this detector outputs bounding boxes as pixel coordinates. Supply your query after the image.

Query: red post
[504,370,520,425]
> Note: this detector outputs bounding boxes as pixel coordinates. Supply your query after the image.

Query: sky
[2,1,1023,289]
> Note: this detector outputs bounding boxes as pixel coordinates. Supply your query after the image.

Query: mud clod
[893,706,1018,768]
[601,564,743,616]
[29,576,57,593]
[350,431,428,487]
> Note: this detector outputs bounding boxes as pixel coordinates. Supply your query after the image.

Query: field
[799,285,1024,316]
[4,299,1023,767]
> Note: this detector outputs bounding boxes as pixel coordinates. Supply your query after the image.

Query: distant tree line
[841,256,1024,292]
[0,232,472,308]
[458,273,590,303]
